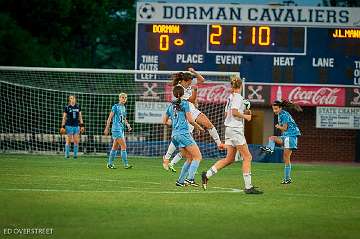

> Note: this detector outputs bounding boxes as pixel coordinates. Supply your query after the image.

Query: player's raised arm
[188,68,205,84]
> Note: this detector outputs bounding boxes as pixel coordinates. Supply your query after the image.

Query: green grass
[0,154,360,239]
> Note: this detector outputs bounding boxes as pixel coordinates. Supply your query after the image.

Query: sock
[235,151,243,161]
[108,150,117,165]
[178,161,191,183]
[284,164,292,179]
[267,139,275,150]
[121,150,129,166]
[208,127,221,146]
[243,172,252,189]
[187,160,200,180]
[206,166,218,178]
[65,144,70,158]
[73,144,78,158]
[164,142,176,160]
[170,152,182,166]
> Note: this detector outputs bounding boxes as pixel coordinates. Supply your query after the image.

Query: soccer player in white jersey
[163,85,204,187]
[201,76,263,194]
[162,68,224,171]
[260,100,302,184]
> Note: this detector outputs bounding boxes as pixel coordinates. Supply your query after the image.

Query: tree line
[0,0,136,69]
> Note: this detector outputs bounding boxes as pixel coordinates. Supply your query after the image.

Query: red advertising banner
[165,83,231,104]
[165,83,271,105]
[271,85,346,106]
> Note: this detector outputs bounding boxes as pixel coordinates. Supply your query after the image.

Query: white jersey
[224,93,245,128]
[177,79,201,119]
[180,78,197,100]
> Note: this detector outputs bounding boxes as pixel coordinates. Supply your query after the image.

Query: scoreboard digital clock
[135,3,360,86]
[142,24,306,54]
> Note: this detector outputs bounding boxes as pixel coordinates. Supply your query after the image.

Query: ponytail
[273,100,303,112]
[172,85,185,111]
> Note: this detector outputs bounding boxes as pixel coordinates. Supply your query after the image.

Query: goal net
[0,66,240,159]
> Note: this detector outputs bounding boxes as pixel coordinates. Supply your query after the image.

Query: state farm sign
[165,83,231,104]
[271,85,345,106]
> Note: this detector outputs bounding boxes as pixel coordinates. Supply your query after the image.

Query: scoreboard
[135,3,360,86]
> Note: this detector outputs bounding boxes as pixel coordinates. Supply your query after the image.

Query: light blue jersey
[111,103,127,132]
[166,100,191,137]
[278,110,301,137]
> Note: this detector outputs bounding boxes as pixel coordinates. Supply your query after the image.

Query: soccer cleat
[281,178,292,184]
[124,164,133,169]
[107,164,117,169]
[176,181,185,187]
[260,146,274,154]
[74,156,78,160]
[201,171,208,190]
[162,156,169,171]
[244,186,263,194]
[168,163,176,173]
[184,179,200,187]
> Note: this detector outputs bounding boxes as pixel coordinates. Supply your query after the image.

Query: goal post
[0,66,242,158]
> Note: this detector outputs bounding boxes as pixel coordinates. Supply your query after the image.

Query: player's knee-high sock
[170,152,182,166]
[178,161,191,183]
[243,172,252,189]
[206,166,218,178]
[208,127,221,146]
[187,160,200,180]
[121,150,129,166]
[108,150,117,165]
[73,144,78,158]
[65,144,70,158]
[284,164,292,180]
[164,142,176,160]
[267,139,275,150]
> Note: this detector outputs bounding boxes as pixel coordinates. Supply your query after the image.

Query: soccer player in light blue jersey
[163,85,204,187]
[260,100,302,184]
[60,95,85,159]
[104,93,132,169]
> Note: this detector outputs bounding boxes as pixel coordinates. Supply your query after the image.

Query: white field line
[0,174,162,185]
[0,187,243,194]
[2,188,359,199]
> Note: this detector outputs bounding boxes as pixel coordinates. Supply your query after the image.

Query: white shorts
[225,127,246,147]
[189,102,201,120]
[188,123,195,133]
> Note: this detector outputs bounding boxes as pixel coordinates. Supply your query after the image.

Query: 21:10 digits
[209,25,273,46]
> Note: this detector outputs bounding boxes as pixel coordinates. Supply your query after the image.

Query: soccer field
[0,155,359,239]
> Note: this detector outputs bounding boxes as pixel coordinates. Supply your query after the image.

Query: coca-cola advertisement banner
[271,85,346,106]
[165,83,231,104]
[165,83,270,105]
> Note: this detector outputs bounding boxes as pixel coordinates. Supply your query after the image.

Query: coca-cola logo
[288,87,340,105]
[196,84,231,103]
